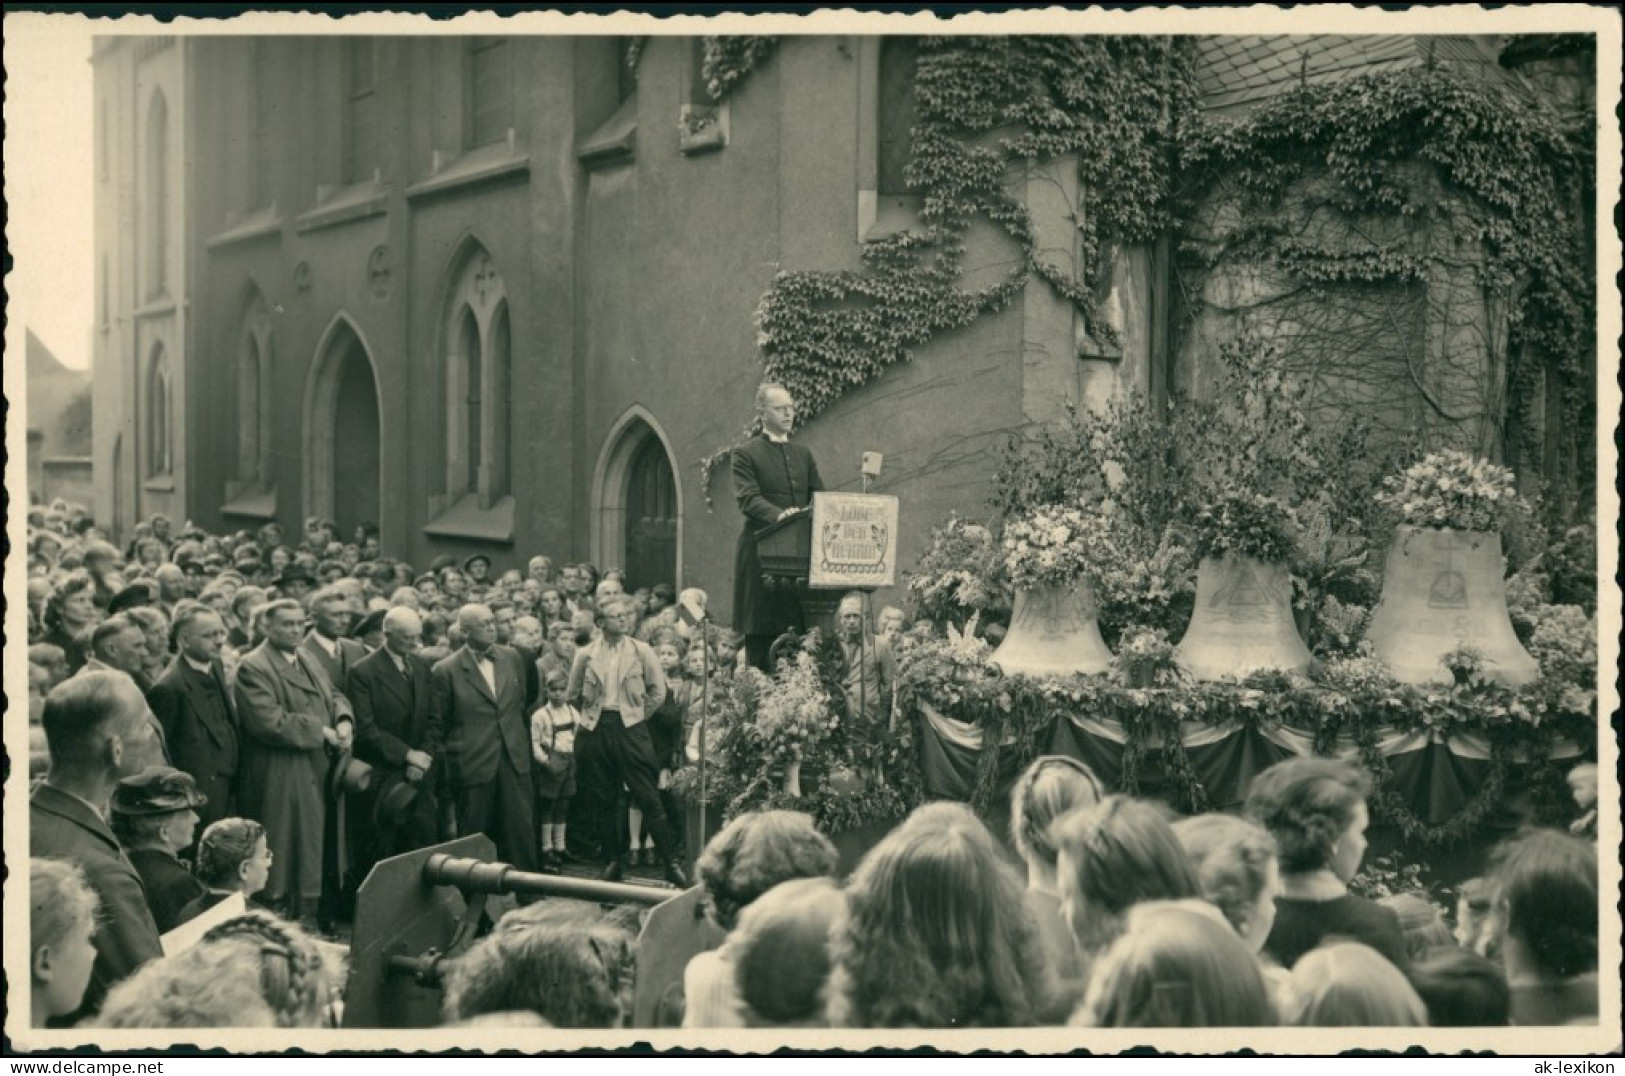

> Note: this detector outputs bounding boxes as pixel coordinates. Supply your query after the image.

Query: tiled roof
[1193,35,1519,114]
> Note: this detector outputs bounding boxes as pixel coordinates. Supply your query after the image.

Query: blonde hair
[1172,812,1279,937]
[1009,756,1105,869]
[1073,901,1274,1027]
[30,858,100,958]
[1284,943,1427,1026]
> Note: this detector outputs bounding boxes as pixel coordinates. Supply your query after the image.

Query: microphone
[861,452,884,480]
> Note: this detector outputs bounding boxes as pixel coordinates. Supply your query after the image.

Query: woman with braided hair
[94,911,335,1028]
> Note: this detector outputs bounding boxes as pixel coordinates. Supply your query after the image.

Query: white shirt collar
[183,654,214,675]
[313,633,340,658]
[763,430,789,445]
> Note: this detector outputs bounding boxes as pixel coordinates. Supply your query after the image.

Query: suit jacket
[431,644,531,788]
[567,634,668,731]
[234,643,354,901]
[146,656,240,828]
[731,433,823,634]
[127,846,208,934]
[30,783,164,1022]
[350,646,442,771]
[301,631,370,699]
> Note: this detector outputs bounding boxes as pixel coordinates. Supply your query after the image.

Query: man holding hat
[351,607,443,860]
[109,766,209,933]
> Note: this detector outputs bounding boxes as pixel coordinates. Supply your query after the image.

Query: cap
[429,555,457,574]
[463,554,492,574]
[110,766,208,816]
[107,582,155,615]
[352,608,387,639]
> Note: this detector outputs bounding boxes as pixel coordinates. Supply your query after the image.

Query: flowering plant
[1002,504,1116,592]
[906,515,1011,628]
[1111,628,1184,688]
[1191,489,1300,564]
[1374,450,1528,534]
[753,651,839,762]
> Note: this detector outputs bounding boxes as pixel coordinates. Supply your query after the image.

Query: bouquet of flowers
[1374,450,1528,534]
[906,515,1011,628]
[1191,488,1300,565]
[1002,504,1116,592]
[1111,627,1184,688]
[753,650,839,762]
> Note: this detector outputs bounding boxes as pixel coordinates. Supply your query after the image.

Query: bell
[988,582,1114,678]
[1365,526,1538,686]
[1175,555,1311,680]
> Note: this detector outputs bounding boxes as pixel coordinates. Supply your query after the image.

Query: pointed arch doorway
[306,316,381,541]
[592,408,682,592]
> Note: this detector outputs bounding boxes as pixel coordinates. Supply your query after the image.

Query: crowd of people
[23,500,1602,1033]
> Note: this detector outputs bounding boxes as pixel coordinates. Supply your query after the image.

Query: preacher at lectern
[731,383,824,671]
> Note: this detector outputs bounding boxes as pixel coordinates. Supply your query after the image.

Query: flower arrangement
[1191,489,1300,564]
[753,650,839,763]
[1439,643,1489,686]
[1309,595,1370,658]
[1111,628,1184,688]
[1525,603,1596,691]
[1002,504,1117,592]
[1316,646,1398,696]
[906,515,1012,628]
[1374,449,1528,534]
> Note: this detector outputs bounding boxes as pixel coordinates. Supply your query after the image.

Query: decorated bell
[1175,554,1311,680]
[1365,526,1538,687]
[988,582,1114,678]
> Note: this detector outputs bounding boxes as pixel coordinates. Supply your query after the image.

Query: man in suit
[302,587,368,698]
[146,606,239,837]
[731,383,824,671]
[568,594,688,887]
[234,599,354,924]
[350,607,442,860]
[431,603,539,871]
[30,672,166,1023]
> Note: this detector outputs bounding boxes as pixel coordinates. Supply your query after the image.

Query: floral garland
[895,660,1594,845]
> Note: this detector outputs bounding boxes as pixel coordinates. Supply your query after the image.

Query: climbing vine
[701,35,778,100]
[699,35,1199,501]
[1174,58,1594,514]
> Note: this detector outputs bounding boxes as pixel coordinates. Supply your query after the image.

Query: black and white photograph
[4,3,1620,1057]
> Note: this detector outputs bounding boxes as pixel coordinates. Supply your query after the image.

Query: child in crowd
[1567,761,1597,837]
[1452,877,1496,957]
[175,816,273,927]
[30,858,100,1028]
[530,674,580,874]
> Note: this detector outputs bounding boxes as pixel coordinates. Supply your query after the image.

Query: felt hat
[352,608,388,640]
[278,564,318,589]
[110,766,208,816]
[329,751,374,799]
[373,770,420,827]
[107,581,155,615]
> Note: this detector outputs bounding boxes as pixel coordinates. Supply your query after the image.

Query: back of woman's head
[1009,756,1105,869]
[730,877,847,1027]
[443,913,636,1028]
[1073,901,1274,1027]
[1053,796,1199,952]
[1490,828,1597,978]
[196,912,337,1028]
[1172,812,1278,938]
[1244,758,1369,874]
[1406,945,1511,1026]
[828,802,1046,1028]
[696,809,839,931]
[1379,893,1456,961]
[1284,943,1427,1026]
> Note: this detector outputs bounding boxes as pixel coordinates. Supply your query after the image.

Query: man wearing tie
[234,599,355,924]
[431,603,538,871]
[349,607,442,859]
[145,607,239,838]
[301,587,368,697]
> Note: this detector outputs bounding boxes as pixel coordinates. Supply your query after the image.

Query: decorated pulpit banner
[810,492,899,589]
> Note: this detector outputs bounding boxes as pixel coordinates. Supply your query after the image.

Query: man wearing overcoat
[234,599,355,922]
[732,383,824,671]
